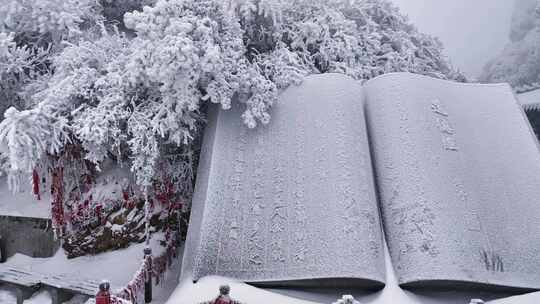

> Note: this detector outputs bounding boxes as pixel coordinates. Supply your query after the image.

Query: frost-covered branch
[0,0,463,193]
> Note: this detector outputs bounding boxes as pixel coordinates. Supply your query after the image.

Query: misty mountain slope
[481,0,540,91]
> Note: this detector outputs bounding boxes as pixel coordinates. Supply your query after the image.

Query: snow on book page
[364,73,540,290]
[184,74,385,287]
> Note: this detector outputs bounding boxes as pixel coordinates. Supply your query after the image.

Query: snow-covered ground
[1,236,181,304]
[6,237,161,290]
[0,286,17,303]
[166,240,525,304]
[488,292,540,304]
[0,177,50,218]
[0,289,94,304]
[167,276,320,304]
[24,290,54,304]
[1,234,538,304]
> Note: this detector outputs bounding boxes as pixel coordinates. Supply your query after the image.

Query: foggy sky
[391,0,515,78]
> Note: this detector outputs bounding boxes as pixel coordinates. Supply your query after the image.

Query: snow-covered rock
[0,287,17,303]
[488,292,540,304]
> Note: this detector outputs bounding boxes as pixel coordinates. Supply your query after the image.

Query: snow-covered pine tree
[0,0,462,246]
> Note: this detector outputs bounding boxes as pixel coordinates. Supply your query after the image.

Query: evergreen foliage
[0,0,461,196]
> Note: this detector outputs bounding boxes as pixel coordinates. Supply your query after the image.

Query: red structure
[32,169,41,200]
[96,281,111,304]
[51,167,65,232]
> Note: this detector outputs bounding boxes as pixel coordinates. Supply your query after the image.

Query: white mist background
[391,0,515,78]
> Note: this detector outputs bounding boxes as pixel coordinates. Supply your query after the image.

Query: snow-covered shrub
[1,0,463,188]
[0,30,52,179]
[238,0,465,81]
[0,0,101,40]
[0,106,69,191]
[0,0,462,242]
[0,32,49,114]
[333,295,361,304]
[100,0,156,27]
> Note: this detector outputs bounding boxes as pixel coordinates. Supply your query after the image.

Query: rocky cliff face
[62,199,187,259]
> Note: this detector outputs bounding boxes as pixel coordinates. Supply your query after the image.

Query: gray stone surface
[185,74,385,287]
[12,284,38,304]
[0,264,101,298]
[181,99,220,283]
[184,72,540,291]
[42,286,74,304]
[364,73,540,290]
[0,216,59,261]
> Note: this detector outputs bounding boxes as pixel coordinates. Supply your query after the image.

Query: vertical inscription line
[216,125,247,272]
[244,128,266,269]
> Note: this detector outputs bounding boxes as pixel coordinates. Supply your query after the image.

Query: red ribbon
[32,169,41,200]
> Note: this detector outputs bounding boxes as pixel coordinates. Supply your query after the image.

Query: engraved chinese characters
[431,99,458,151]
[365,73,540,290]
[189,72,540,290]
[191,74,385,287]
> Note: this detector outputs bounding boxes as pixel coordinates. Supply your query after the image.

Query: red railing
[102,236,179,304]
[113,254,151,304]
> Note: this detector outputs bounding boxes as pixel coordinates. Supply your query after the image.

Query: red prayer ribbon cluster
[51,167,65,234]
[115,255,151,304]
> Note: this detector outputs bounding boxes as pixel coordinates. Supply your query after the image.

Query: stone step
[0,265,99,304]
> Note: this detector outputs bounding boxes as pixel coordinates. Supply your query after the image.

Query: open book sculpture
[182,73,540,291]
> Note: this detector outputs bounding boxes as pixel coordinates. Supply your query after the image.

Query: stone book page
[364,73,540,290]
[183,74,385,288]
